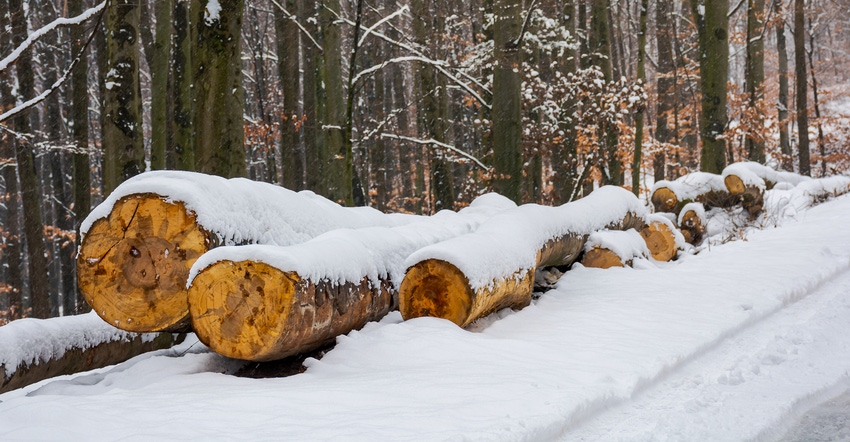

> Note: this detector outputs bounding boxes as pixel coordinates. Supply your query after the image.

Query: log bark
[399,187,646,327]
[189,261,393,361]
[723,173,764,216]
[1,332,184,394]
[77,194,212,332]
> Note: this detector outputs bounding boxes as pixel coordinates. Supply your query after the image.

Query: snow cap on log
[78,171,421,333]
[765,175,850,216]
[722,161,811,191]
[582,229,650,268]
[400,186,647,327]
[187,193,515,361]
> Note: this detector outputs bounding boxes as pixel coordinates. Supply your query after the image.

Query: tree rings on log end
[399,259,473,327]
[189,260,298,361]
[724,174,746,195]
[77,194,209,332]
[581,247,625,269]
[640,222,678,262]
[651,187,678,213]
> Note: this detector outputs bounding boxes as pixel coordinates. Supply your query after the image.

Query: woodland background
[0,0,849,322]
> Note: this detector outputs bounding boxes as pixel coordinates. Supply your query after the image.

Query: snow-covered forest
[2,0,850,437]
[0,0,849,321]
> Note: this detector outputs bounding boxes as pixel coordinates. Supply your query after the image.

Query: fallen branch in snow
[379,133,490,170]
[651,172,737,214]
[399,186,647,327]
[77,171,416,333]
[0,312,183,394]
[186,194,515,361]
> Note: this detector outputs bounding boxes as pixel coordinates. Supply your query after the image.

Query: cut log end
[399,259,473,327]
[581,247,625,269]
[680,209,706,246]
[651,187,678,213]
[724,174,746,195]
[189,260,298,361]
[77,194,209,332]
[640,222,678,262]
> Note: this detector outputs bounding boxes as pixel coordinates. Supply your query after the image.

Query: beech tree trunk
[794,0,810,175]
[775,1,791,170]
[633,0,648,195]
[193,0,246,178]
[150,0,172,170]
[172,0,195,170]
[589,0,621,185]
[276,0,301,190]
[103,0,144,193]
[745,0,765,162]
[10,0,50,318]
[655,0,675,182]
[491,0,523,202]
[692,0,729,174]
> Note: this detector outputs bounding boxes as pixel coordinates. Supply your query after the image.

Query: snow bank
[0,312,159,379]
[81,171,417,247]
[584,229,649,262]
[188,193,517,289]
[405,186,646,291]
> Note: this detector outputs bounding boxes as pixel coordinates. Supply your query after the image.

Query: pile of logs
[68,166,850,367]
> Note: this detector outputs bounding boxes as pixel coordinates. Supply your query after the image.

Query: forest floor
[2,193,850,440]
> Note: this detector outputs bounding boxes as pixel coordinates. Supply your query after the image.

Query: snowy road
[1,194,850,441]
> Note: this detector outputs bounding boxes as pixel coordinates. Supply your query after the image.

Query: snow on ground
[2,194,850,440]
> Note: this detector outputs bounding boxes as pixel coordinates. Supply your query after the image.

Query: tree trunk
[103,0,145,193]
[589,0,621,185]
[172,0,195,170]
[150,0,173,170]
[554,0,578,204]
[317,0,349,204]
[633,0,648,195]
[9,0,50,318]
[491,0,523,202]
[275,0,301,190]
[300,0,321,193]
[807,15,826,177]
[745,0,765,162]
[193,0,246,178]
[775,1,791,170]
[793,0,810,175]
[693,0,729,174]
[0,0,22,317]
[655,0,675,182]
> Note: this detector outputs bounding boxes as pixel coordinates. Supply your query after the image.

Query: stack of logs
[75,165,850,365]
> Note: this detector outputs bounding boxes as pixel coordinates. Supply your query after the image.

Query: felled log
[78,171,414,333]
[765,175,850,215]
[639,214,684,262]
[651,172,737,214]
[399,186,647,327]
[721,163,767,216]
[581,230,650,269]
[0,312,184,394]
[188,194,516,361]
[723,161,811,190]
[678,203,707,246]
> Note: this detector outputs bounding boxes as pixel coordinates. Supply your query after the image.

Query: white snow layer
[80,171,417,247]
[188,193,517,289]
[405,186,646,291]
[584,229,650,262]
[723,161,812,189]
[2,194,850,440]
[652,171,728,201]
[0,312,158,378]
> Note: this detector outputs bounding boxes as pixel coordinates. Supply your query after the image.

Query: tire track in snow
[559,265,850,441]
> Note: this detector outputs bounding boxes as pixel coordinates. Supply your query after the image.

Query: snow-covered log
[399,187,647,327]
[640,214,685,262]
[722,161,811,190]
[765,175,850,216]
[186,195,515,361]
[581,230,650,268]
[651,172,737,214]
[0,312,183,394]
[77,171,416,333]
[678,203,707,246]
